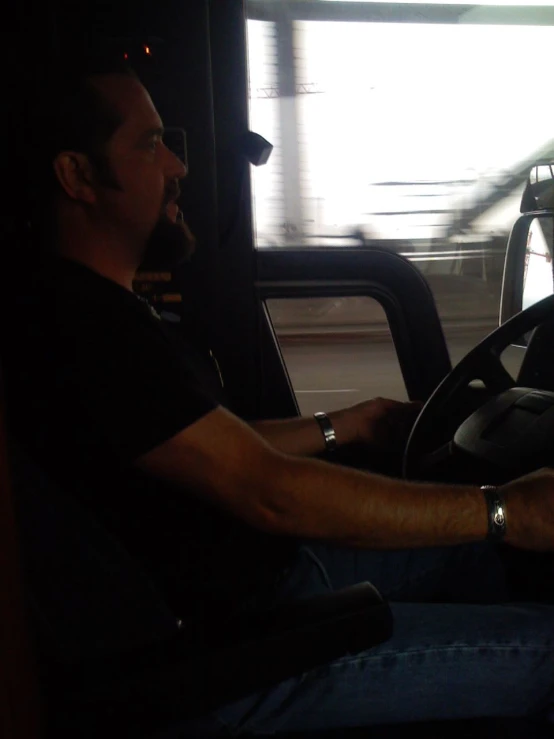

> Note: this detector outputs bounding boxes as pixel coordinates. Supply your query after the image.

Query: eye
[148,136,162,152]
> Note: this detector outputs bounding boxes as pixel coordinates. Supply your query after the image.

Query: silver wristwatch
[480,486,507,542]
[314,411,337,453]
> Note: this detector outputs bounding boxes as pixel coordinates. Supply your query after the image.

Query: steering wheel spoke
[403,294,554,479]
[416,442,453,476]
[477,353,515,394]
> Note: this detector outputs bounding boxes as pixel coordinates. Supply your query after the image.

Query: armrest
[45,582,392,721]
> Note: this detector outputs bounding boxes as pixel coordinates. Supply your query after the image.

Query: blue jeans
[204,542,554,735]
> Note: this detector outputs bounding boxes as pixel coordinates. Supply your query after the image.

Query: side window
[266,297,407,412]
[247,4,554,397]
[537,165,554,183]
[502,344,526,379]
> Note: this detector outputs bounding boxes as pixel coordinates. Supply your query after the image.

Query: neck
[56,226,140,293]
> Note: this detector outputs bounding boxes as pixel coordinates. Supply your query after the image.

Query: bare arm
[249,410,354,457]
[137,406,487,549]
[250,399,421,457]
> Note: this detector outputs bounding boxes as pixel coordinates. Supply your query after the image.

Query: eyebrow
[138,126,165,143]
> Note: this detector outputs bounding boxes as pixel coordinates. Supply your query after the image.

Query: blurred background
[244,0,554,411]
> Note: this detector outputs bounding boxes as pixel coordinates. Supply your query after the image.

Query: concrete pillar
[275,12,304,243]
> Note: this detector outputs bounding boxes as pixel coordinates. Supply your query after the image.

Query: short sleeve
[55,309,219,465]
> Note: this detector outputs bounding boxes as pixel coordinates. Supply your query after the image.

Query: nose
[166,145,187,180]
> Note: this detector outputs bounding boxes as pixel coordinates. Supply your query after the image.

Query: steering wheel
[403,293,554,480]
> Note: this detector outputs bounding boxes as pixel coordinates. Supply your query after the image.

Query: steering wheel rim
[403,293,554,479]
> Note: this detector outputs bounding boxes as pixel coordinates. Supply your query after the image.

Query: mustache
[163,182,181,205]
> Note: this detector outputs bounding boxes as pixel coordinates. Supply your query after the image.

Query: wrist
[327,409,359,447]
[313,412,338,452]
[498,484,523,547]
[480,485,507,542]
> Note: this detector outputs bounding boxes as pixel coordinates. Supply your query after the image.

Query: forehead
[91,74,162,141]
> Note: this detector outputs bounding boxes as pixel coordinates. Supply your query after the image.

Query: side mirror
[499,164,554,346]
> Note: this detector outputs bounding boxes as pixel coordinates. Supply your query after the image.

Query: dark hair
[20,49,139,247]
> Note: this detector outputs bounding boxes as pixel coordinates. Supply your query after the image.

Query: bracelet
[313,412,337,453]
[480,485,507,542]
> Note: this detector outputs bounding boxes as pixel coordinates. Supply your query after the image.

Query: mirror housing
[499,163,554,344]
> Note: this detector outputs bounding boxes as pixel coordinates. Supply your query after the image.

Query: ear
[52,152,97,204]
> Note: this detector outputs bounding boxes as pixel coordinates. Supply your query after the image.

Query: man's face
[90,75,194,269]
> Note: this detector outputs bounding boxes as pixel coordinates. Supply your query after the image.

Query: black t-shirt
[3,258,297,623]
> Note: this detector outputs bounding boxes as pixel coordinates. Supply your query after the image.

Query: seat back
[11,446,179,665]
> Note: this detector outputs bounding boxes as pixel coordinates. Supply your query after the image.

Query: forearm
[258,454,487,548]
[138,407,486,550]
[250,411,355,457]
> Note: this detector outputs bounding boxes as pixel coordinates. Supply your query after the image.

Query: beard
[138,211,196,271]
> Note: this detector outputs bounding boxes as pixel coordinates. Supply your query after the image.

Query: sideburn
[89,152,123,190]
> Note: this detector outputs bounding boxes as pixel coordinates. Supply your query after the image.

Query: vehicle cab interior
[3,2,554,738]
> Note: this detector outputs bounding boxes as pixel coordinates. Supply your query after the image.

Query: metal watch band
[480,485,507,542]
[313,411,338,453]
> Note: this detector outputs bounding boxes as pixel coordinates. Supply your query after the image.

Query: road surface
[280,331,525,415]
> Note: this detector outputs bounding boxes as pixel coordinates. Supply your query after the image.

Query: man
[5,52,554,733]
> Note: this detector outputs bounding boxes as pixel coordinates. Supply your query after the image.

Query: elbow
[226,452,299,536]
[247,505,291,536]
